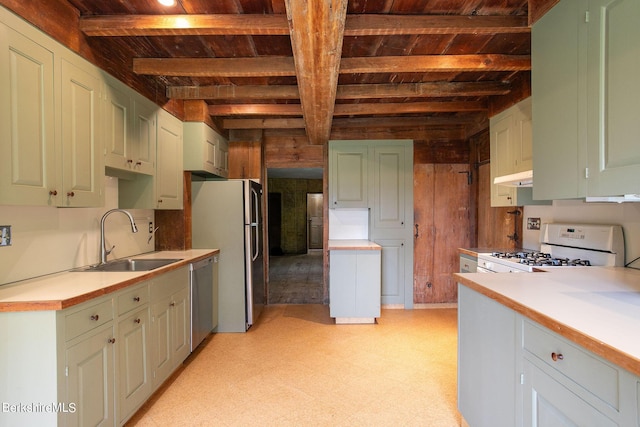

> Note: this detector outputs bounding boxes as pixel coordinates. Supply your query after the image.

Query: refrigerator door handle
[252,224,259,261]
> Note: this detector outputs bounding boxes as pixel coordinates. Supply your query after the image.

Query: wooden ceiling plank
[80,14,290,36]
[224,115,481,129]
[224,118,307,129]
[344,15,530,36]
[341,54,531,74]
[133,57,296,77]
[285,0,348,146]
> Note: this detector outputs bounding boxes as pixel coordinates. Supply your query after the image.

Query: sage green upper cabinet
[59,58,104,207]
[329,143,368,208]
[0,22,56,206]
[585,0,640,197]
[155,110,184,209]
[533,0,640,199]
[183,122,229,178]
[0,17,104,208]
[104,76,157,176]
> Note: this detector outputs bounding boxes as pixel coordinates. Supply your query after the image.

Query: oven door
[476,265,494,273]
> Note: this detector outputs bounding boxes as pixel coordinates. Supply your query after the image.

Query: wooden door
[414,164,471,304]
[307,193,323,250]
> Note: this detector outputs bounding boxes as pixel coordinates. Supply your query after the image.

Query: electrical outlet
[148,222,153,233]
[0,225,12,246]
[527,218,541,230]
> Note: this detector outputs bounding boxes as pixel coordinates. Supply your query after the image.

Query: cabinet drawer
[523,320,619,409]
[117,283,150,316]
[459,256,477,273]
[151,266,188,302]
[65,299,114,341]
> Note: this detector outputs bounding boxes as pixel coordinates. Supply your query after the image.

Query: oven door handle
[476,266,494,273]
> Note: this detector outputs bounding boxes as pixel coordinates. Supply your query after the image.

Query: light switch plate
[0,225,11,246]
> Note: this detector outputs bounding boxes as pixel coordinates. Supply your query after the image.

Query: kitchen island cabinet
[328,240,381,324]
[455,268,640,427]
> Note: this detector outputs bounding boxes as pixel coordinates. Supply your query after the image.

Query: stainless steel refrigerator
[192,179,264,332]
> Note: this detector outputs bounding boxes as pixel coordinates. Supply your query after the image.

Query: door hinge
[585,11,590,23]
[520,373,524,385]
[585,167,590,179]
[65,366,69,377]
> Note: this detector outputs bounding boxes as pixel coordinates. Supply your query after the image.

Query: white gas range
[477,223,625,273]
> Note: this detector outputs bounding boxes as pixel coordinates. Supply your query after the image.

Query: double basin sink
[76,258,182,272]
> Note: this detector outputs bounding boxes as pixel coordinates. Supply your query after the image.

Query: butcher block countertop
[454,267,640,377]
[328,239,382,251]
[0,249,219,313]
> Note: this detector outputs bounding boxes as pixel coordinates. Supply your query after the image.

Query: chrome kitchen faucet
[100,209,138,264]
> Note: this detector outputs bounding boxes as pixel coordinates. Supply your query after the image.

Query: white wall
[523,200,640,266]
[0,177,155,285]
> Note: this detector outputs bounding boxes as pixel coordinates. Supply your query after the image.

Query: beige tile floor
[127,304,461,426]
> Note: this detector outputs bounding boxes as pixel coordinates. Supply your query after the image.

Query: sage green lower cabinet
[329,249,381,323]
[150,266,190,388]
[0,267,191,427]
[116,282,152,424]
[457,284,518,427]
[458,283,640,427]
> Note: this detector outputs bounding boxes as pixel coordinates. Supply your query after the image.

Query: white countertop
[0,249,218,312]
[328,239,382,250]
[454,267,640,377]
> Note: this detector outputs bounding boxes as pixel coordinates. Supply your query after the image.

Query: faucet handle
[105,245,115,256]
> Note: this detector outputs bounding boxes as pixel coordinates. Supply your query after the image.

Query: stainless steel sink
[76,258,182,272]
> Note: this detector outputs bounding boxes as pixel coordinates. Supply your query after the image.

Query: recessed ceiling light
[158,0,176,6]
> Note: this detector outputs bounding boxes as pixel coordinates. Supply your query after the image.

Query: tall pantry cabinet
[329,140,414,308]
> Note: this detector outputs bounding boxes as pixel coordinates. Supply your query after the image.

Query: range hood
[493,170,533,187]
[585,194,640,203]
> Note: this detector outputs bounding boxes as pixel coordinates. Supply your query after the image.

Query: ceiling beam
[134,54,530,77]
[167,81,511,100]
[284,0,348,145]
[80,14,528,37]
[209,101,485,116]
[224,115,483,129]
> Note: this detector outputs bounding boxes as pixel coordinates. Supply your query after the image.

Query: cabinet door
[376,239,405,306]
[329,250,357,317]
[522,359,617,427]
[514,98,533,173]
[151,295,173,387]
[156,110,183,209]
[372,146,405,229]
[132,96,157,176]
[171,287,190,363]
[118,307,152,423]
[65,325,115,427]
[104,79,132,172]
[60,59,104,207]
[490,112,517,206]
[330,144,368,208]
[0,23,56,206]
[586,0,640,197]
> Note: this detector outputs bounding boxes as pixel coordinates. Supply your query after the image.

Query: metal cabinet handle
[170,302,175,307]
[67,191,75,197]
[551,352,564,362]
[108,338,116,344]
[134,318,141,324]
[90,314,99,321]
[133,296,140,302]
[49,190,58,196]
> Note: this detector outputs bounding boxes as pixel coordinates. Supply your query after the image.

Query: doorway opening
[267,170,323,304]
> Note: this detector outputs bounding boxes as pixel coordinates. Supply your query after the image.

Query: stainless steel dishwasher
[190,255,217,352]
